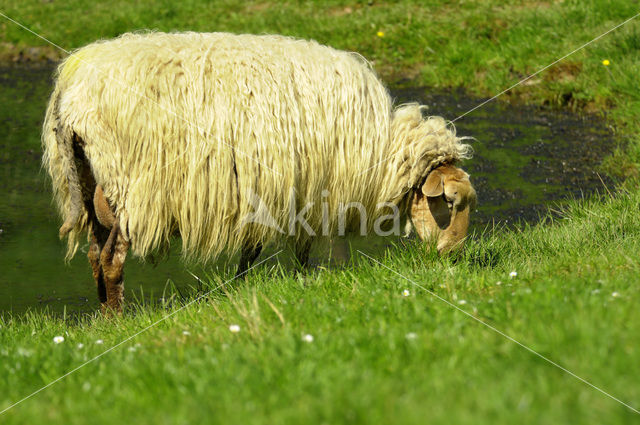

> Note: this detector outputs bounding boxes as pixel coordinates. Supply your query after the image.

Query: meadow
[0,1,639,423]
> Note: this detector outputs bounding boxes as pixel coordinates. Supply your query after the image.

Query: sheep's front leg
[295,239,313,270]
[236,243,262,278]
[100,222,129,313]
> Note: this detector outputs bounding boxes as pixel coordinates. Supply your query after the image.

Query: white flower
[458,300,467,305]
[405,332,417,340]
[302,334,314,343]
[612,292,620,298]
[128,346,137,352]
[53,336,64,344]
[496,281,502,286]
[95,339,104,345]
[229,324,241,333]
[77,343,84,349]
[182,330,191,336]
[402,289,410,297]
[509,271,517,278]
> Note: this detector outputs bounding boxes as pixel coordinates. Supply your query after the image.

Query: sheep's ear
[422,169,443,198]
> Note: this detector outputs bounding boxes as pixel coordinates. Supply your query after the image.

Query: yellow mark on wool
[59,48,97,81]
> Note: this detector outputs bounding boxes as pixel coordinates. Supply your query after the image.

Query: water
[0,63,616,315]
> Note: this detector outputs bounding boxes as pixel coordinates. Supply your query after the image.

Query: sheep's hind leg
[86,186,113,311]
[100,222,129,314]
[87,227,109,307]
[236,243,262,278]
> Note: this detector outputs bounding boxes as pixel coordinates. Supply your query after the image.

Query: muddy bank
[0,43,64,64]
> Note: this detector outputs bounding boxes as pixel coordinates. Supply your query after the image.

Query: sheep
[42,32,475,313]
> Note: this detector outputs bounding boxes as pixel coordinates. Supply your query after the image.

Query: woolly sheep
[42,32,476,313]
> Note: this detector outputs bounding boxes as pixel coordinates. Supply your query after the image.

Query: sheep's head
[410,164,476,253]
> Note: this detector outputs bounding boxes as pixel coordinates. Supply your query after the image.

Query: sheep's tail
[42,84,85,258]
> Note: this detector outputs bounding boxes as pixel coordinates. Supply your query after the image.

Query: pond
[0,63,616,316]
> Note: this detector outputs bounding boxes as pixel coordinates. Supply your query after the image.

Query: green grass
[2,0,640,423]
[1,191,640,423]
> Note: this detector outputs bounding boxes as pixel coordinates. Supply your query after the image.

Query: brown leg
[100,222,129,314]
[88,229,108,306]
[86,186,114,312]
[236,242,262,278]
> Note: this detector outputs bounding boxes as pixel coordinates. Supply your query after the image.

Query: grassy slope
[2,192,639,424]
[1,0,640,423]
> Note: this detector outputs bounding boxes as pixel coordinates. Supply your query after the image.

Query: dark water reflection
[0,64,616,315]
[391,87,616,225]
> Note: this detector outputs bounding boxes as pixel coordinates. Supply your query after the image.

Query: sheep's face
[410,165,476,253]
